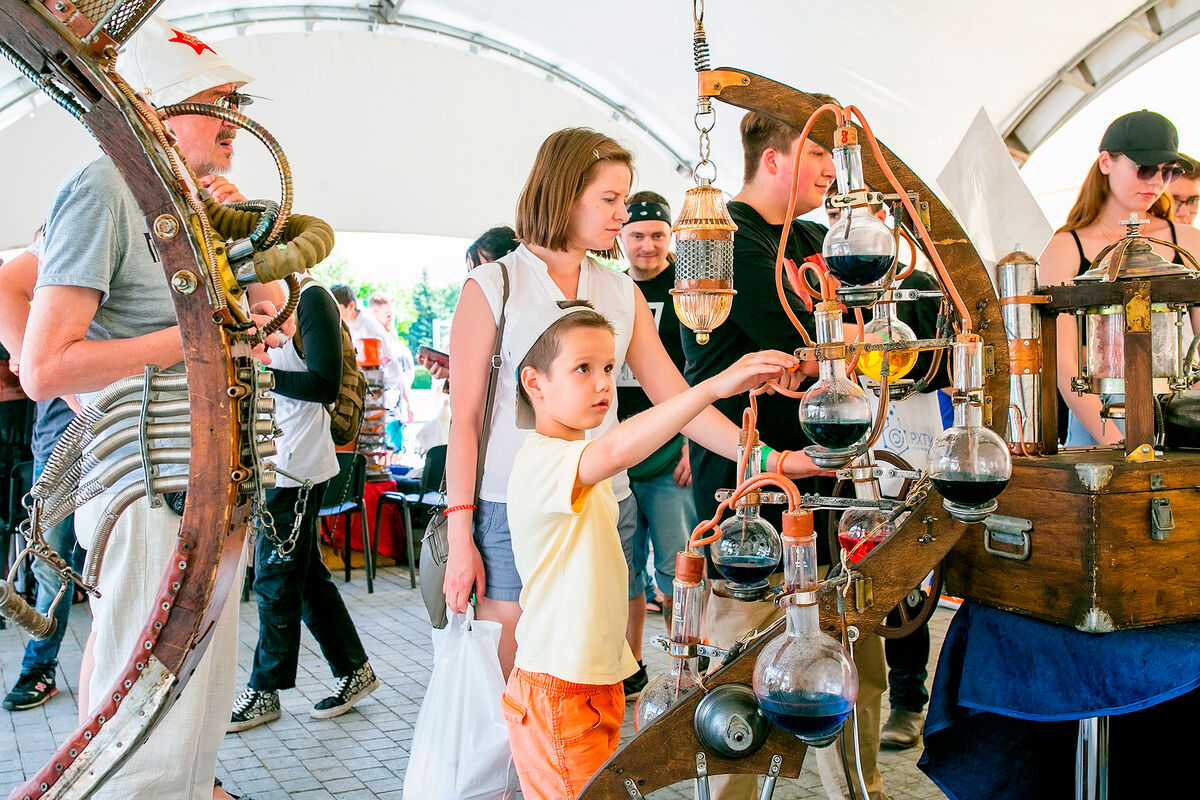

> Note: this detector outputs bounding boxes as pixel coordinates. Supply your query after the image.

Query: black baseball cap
[1099,110,1192,169]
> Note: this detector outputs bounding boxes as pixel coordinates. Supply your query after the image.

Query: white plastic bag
[403,608,518,800]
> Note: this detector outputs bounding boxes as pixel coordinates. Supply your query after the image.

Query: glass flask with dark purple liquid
[711,432,781,600]
[927,336,1012,522]
[800,303,872,468]
[822,132,895,297]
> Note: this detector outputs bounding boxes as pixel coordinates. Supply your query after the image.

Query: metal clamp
[696,752,711,800]
[835,464,923,482]
[982,514,1032,561]
[653,635,731,662]
[714,488,788,505]
[1150,497,1174,541]
[759,755,783,800]
[889,288,946,301]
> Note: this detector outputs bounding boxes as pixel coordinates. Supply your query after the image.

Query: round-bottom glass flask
[753,511,858,746]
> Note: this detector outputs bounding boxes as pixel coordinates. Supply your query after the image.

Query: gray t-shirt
[35,157,185,500]
[37,157,177,342]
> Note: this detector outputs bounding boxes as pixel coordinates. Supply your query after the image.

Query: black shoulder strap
[1069,230,1089,274]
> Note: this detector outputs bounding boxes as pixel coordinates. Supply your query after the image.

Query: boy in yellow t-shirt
[502,300,795,799]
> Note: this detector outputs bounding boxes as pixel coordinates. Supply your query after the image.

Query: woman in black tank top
[1038,110,1200,446]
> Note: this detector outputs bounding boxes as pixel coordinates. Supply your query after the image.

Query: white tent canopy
[1,0,1198,250]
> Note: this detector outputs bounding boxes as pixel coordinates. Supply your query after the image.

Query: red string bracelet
[445,504,476,516]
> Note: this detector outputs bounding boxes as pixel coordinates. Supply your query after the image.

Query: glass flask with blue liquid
[753,509,859,747]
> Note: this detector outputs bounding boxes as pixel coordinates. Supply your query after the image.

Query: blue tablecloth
[918,602,1200,798]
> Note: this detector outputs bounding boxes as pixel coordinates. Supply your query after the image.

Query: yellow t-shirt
[507,433,639,685]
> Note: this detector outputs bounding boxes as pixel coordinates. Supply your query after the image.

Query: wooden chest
[942,449,1200,632]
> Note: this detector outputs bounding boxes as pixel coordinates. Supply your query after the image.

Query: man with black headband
[616,191,699,693]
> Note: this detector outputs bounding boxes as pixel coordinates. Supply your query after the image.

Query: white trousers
[77,496,244,800]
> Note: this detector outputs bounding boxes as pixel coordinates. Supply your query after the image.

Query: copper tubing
[773,103,847,347]
[105,71,226,311]
[159,102,293,247]
[843,104,972,331]
[257,274,301,342]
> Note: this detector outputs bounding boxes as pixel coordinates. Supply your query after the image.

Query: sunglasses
[215,91,254,111]
[1118,153,1184,183]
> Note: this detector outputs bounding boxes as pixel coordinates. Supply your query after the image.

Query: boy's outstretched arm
[577,350,796,487]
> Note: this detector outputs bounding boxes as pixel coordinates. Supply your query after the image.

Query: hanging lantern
[672,180,737,345]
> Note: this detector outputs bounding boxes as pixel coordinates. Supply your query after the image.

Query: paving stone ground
[2,564,950,799]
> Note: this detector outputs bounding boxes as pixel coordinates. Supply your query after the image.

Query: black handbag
[1161,388,1200,448]
[420,263,509,628]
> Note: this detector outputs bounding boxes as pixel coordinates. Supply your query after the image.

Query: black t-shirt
[617,264,687,420]
[683,201,833,564]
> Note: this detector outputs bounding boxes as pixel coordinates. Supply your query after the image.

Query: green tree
[406,268,460,351]
[311,255,416,336]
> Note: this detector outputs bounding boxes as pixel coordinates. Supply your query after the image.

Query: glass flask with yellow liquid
[857,293,917,383]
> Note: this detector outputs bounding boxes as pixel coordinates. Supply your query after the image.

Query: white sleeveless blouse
[465,244,636,503]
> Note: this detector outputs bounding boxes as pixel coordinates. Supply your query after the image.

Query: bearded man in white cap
[19,16,266,800]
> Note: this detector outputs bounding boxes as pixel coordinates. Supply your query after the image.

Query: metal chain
[255,471,311,557]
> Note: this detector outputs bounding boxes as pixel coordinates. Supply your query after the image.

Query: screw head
[171,270,197,295]
[153,214,179,239]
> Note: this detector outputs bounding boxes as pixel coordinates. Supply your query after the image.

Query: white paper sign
[937,107,1055,283]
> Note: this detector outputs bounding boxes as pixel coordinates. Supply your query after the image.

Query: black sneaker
[228,687,280,732]
[311,662,380,719]
[3,670,57,711]
[623,661,649,700]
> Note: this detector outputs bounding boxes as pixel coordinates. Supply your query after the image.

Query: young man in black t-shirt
[682,110,889,800]
[615,192,700,663]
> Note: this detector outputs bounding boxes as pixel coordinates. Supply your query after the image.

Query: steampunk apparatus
[0,2,331,798]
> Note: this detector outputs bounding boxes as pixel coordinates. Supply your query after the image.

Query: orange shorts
[502,668,624,800]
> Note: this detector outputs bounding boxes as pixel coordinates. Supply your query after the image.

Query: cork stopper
[835,124,858,147]
[675,551,705,585]
[738,428,759,449]
[782,509,815,542]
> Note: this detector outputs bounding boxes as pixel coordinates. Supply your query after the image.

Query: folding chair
[317,452,374,594]
[374,445,446,588]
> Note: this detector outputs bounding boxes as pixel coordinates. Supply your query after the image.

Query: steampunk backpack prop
[0,3,332,798]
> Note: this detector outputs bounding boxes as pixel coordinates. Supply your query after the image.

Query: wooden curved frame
[580,70,1010,797]
[2,4,253,798]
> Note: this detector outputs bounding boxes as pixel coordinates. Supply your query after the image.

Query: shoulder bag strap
[437,262,510,500]
[474,262,510,498]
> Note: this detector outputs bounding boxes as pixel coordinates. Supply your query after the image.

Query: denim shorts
[474,499,523,602]
[475,495,640,602]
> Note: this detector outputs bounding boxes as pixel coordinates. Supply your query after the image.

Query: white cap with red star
[120,16,253,107]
